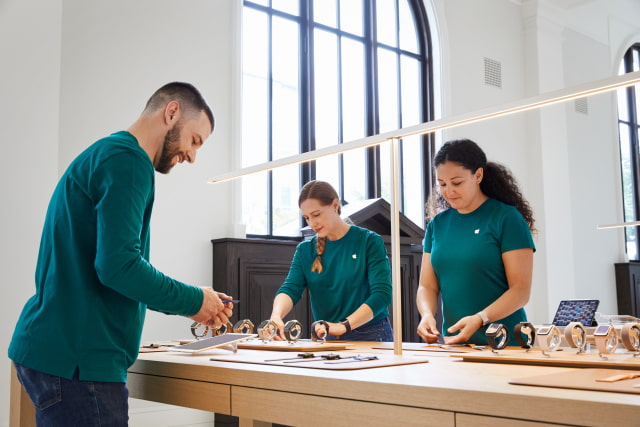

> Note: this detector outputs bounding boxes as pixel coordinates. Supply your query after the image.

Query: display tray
[172,334,257,353]
[209,349,429,370]
[454,348,640,370]
[373,342,487,353]
[510,368,640,395]
[237,338,352,352]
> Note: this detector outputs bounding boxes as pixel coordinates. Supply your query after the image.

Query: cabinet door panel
[239,259,310,335]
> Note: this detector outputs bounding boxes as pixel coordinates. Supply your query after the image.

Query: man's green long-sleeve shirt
[9,131,203,382]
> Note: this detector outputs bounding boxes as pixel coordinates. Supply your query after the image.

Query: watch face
[537,326,551,335]
[486,323,501,335]
[594,324,611,336]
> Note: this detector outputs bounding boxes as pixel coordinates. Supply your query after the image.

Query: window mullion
[267,9,275,236]
[300,0,314,187]
[364,0,381,199]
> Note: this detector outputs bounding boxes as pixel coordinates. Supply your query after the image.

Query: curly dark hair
[426,139,537,234]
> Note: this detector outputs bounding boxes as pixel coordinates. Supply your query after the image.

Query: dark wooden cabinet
[212,198,428,342]
[211,238,312,337]
[614,262,640,318]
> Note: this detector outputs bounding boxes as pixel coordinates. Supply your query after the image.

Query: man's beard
[155,122,182,174]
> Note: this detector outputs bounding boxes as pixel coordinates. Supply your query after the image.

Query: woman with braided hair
[270,180,393,341]
[416,139,536,346]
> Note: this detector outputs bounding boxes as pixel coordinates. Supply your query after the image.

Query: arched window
[242,0,433,237]
[618,43,640,260]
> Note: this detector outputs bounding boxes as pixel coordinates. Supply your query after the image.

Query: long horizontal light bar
[208,70,640,183]
[597,221,640,229]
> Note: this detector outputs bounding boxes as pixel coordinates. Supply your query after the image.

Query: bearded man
[9,82,233,426]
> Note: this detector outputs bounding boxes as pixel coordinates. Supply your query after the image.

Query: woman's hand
[417,313,440,343]
[268,316,286,340]
[443,314,483,344]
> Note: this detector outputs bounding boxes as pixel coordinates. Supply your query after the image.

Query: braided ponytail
[311,236,326,273]
[299,180,342,274]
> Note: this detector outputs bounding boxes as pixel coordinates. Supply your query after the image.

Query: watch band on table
[311,320,330,341]
[514,321,536,349]
[535,324,561,353]
[620,323,640,353]
[563,321,587,352]
[257,319,278,343]
[485,323,509,350]
[283,319,303,343]
[593,324,618,356]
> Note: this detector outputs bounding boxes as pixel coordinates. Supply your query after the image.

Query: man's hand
[189,287,233,327]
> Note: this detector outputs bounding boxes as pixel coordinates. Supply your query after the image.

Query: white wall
[432,0,640,324]
[0,0,238,424]
[57,0,238,342]
[2,0,640,425]
[0,0,62,424]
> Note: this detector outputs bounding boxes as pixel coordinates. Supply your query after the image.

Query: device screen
[551,299,599,327]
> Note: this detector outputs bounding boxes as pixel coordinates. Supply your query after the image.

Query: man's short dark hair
[144,82,215,133]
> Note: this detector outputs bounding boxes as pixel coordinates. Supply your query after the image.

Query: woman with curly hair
[417,139,536,346]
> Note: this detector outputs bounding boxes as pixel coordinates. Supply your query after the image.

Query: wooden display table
[10,342,640,426]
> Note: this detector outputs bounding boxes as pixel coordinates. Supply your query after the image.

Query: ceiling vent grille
[484,57,502,88]
[574,97,588,115]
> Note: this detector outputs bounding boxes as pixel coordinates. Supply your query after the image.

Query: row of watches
[485,321,640,355]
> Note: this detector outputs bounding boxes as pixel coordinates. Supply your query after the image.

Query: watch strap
[514,321,535,349]
[340,318,352,333]
[563,321,586,349]
[621,323,640,352]
[485,323,509,350]
[476,311,490,326]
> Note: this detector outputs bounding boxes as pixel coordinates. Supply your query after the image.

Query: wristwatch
[594,324,618,355]
[311,320,330,341]
[563,321,587,352]
[257,319,278,343]
[535,324,561,352]
[485,323,509,350]
[190,321,210,339]
[514,322,536,349]
[283,319,303,343]
[476,310,490,327]
[232,319,255,334]
[211,321,233,336]
[620,323,640,353]
[340,318,352,334]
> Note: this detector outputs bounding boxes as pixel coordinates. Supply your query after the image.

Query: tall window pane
[399,0,418,52]
[272,17,300,159]
[271,0,298,15]
[377,47,399,133]
[340,0,363,37]
[272,164,300,235]
[343,148,367,205]
[617,44,640,260]
[314,29,339,149]
[314,0,337,28]
[242,0,432,237]
[340,38,366,143]
[376,0,397,46]
[242,8,269,235]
